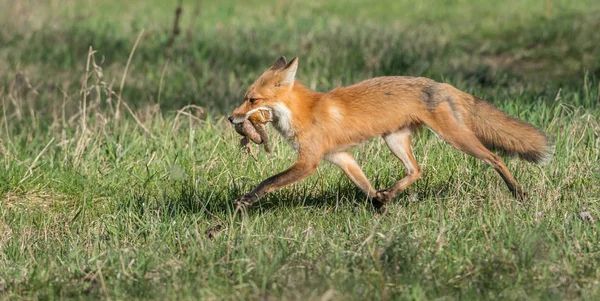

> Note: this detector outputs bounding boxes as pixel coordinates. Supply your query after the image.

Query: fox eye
[249,98,258,104]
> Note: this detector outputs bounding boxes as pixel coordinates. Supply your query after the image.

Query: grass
[1,0,600,299]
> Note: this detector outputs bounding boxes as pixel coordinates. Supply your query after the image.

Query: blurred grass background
[1,0,599,115]
[1,0,599,299]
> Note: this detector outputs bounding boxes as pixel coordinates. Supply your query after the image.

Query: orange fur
[229,56,552,209]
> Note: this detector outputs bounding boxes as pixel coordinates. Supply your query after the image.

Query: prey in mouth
[232,108,273,157]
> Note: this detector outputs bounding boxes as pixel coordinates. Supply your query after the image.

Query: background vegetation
[1,0,599,299]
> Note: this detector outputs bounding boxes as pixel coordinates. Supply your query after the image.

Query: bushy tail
[469,98,553,164]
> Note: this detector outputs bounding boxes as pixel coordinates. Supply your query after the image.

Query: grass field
[1,0,600,299]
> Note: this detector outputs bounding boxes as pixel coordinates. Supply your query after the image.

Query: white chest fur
[271,102,294,140]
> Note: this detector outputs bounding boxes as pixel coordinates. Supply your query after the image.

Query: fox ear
[279,57,298,86]
[270,56,287,70]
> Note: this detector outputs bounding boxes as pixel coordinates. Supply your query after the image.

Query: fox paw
[371,192,389,214]
[516,190,528,201]
[235,194,258,208]
[375,189,397,203]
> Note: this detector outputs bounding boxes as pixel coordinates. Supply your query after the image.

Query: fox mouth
[228,107,272,124]
[228,115,248,124]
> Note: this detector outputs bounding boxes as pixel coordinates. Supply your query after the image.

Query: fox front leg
[236,157,320,206]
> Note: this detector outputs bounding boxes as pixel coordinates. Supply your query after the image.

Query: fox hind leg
[428,109,525,199]
[376,128,423,203]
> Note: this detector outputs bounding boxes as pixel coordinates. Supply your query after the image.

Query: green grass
[1,0,600,299]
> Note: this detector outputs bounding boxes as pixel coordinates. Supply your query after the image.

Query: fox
[228,56,552,210]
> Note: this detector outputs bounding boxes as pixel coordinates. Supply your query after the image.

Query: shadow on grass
[118,175,476,222]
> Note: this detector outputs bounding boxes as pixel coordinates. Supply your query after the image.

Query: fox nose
[228,116,234,123]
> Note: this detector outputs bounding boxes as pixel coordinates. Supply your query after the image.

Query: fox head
[228,56,298,125]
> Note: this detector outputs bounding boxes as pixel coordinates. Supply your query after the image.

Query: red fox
[228,56,552,210]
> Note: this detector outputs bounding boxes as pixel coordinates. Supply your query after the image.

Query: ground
[1,0,599,299]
